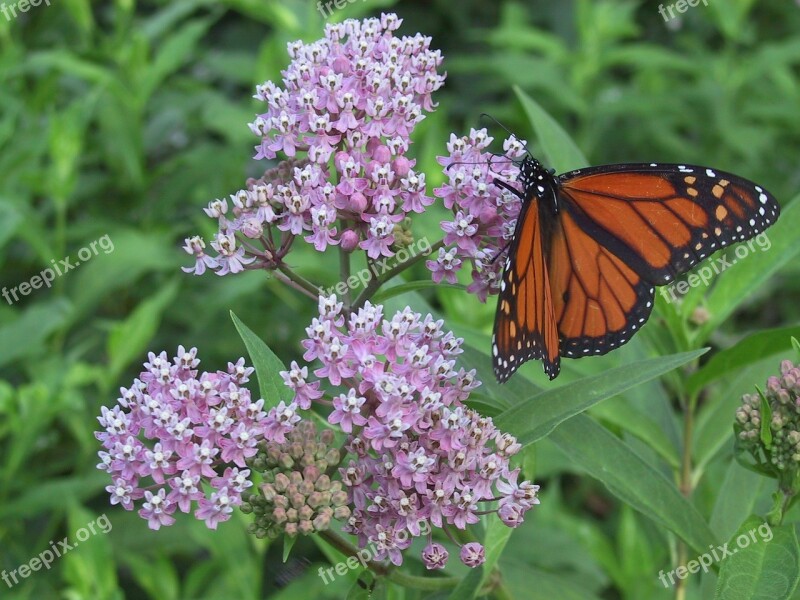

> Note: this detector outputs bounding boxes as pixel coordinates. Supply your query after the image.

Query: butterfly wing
[548,163,779,357]
[548,210,656,359]
[492,198,560,382]
[558,163,780,284]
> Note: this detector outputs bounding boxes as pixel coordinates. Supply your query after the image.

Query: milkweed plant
[97,14,537,591]
[95,12,798,598]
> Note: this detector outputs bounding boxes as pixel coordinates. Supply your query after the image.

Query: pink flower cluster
[183,13,445,276]
[95,347,297,530]
[281,296,539,568]
[428,128,528,301]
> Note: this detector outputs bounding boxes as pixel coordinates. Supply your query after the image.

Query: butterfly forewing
[492,198,560,382]
[558,163,780,284]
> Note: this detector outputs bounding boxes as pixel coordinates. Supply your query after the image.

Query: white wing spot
[706,169,716,177]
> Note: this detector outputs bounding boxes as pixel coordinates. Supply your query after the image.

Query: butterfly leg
[492,178,525,200]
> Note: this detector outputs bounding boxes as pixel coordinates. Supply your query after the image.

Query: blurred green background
[1,0,800,598]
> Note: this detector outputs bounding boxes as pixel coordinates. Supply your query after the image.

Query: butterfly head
[519,156,559,212]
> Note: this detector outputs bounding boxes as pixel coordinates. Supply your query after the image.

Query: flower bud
[335,229,358,254]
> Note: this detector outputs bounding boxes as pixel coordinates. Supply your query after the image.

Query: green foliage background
[1,0,799,598]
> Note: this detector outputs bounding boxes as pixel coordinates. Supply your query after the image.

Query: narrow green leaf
[0,299,71,368]
[757,386,773,448]
[591,400,681,469]
[550,414,718,556]
[495,349,707,447]
[714,517,799,600]
[687,325,800,395]
[106,279,179,382]
[230,311,293,407]
[513,85,587,172]
[793,336,800,358]
[447,568,482,600]
[710,462,764,542]
[478,520,514,590]
[283,535,296,563]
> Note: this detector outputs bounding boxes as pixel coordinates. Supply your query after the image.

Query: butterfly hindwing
[549,209,656,358]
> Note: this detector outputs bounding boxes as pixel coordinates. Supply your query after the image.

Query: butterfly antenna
[479,113,531,155]
[445,153,516,173]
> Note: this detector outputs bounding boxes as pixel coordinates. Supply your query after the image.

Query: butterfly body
[491,157,780,382]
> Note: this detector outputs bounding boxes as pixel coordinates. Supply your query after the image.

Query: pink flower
[430,129,529,301]
[183,14,445,277]
[95,349,276,529]
[460,542,485,567]
[422,542,449,569]
[279,296,540,567]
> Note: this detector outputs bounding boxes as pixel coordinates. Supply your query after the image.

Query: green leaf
[140,18,217,104]
[106,279,180,383]
[688,325,800,395]
[0,299,71,368]
[714,517,799,600]
[710,461,764,541]
[447,568,482,600]
[478,519,514,590]
[0,199,23,251]
[494,349,706,447]
[591,399,681,469]
[513,85,587,172]
[550,414,718,556]
[283,535,296,563]
[230,311,293,407]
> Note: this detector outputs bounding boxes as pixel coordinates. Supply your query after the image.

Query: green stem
[351,239,444,310]
[339,243,352,308]
[276,263,321,299]
[675,392,697,600]
[385,568,459,591]
[318,530,459,591]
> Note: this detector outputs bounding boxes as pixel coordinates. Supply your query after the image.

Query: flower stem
[351,239,444,310]
[317,529,459,591]
[340,244,352,307]
[675,392,697,600]
[275,263,321,300]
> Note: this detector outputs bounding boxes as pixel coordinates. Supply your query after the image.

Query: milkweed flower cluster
[428,129,528,301]
[182,13,445,277]
[95,347,290,530]
[736,359,800,472]
[278,295,540,568]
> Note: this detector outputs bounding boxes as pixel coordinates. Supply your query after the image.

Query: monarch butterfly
[491,155,780,382]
